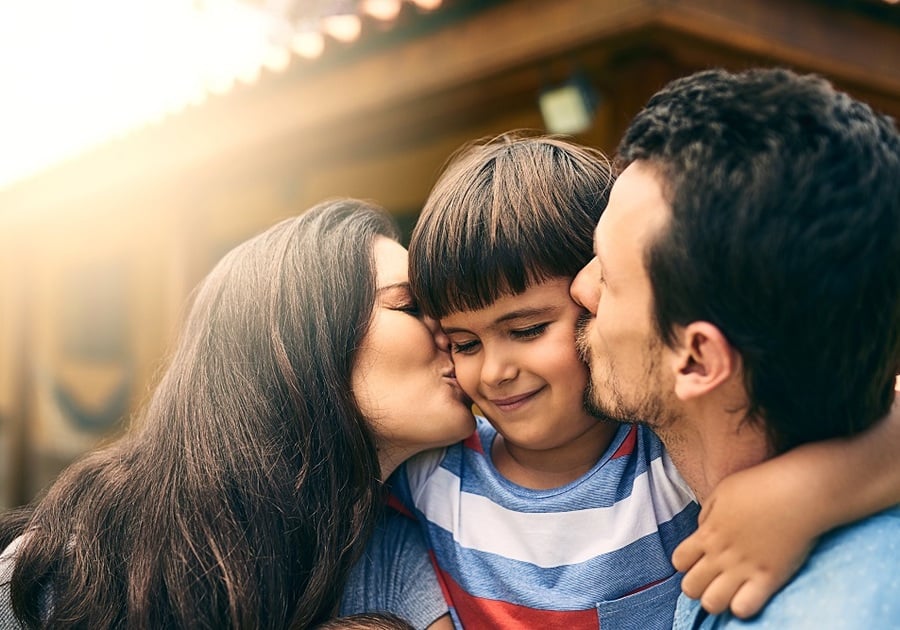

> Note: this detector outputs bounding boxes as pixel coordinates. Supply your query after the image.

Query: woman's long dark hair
[0,199,399,628]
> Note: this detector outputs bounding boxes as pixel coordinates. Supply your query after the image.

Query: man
[571,67,900,628]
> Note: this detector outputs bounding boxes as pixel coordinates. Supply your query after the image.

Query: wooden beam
[3,0,899,216]
[0,0,656,215]
[655,0,900,96]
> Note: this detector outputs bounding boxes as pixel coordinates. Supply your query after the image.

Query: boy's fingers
[699,573,747,616]
[672,535,703,573]
[679,557,720,600]
[729,578,777,619]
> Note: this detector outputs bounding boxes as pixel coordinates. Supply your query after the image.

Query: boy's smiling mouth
[488,386,546,412]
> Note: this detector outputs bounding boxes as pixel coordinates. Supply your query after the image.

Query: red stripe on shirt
[438,566,599,629]
[386,493,415,519]
[610,425,637,459]
[463,430,484,454]
[429,550,454,607]
[623,574,672,596]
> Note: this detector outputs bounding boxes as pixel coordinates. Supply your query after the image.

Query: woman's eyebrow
[376,282,411,294]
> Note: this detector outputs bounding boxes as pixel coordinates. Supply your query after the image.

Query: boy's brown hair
[314,613,416,630]
[410,131,614,319]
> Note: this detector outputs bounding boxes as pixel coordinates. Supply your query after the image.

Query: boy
[401,133,696,628]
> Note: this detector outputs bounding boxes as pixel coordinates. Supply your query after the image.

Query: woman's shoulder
[1,536,25,581]
[0,535,26,629]
[341,511,447,628]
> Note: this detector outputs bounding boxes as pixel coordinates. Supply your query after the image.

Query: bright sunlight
[0,0,284,191]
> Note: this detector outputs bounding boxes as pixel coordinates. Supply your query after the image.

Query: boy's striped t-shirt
[392,419,700,630]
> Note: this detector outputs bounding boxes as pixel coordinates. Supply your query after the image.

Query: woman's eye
[451,340,480,355]
[511,323,549,340]
[396,302,420,315]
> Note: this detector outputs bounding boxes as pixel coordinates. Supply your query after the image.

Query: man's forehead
[592,166,636,255]
[614,163,667,220]
[594,162,670,266]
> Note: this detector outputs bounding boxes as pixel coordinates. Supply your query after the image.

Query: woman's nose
[425,315,451,352]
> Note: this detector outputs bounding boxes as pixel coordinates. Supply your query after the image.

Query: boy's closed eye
[450,322,551,354]
[450,339,481,355]
[510,322,550,340]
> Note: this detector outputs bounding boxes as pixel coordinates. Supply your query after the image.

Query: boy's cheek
[453,361,482,398]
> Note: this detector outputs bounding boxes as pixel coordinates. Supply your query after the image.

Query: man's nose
[571,257,600,314]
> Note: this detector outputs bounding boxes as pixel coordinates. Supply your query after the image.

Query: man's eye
[451,340,480,355]
[511,323,549,340]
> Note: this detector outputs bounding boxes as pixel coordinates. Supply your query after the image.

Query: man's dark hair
[410,131,614,319]
[619,67,900,452]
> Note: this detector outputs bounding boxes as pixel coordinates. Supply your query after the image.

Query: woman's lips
[442,368,461,388]
[441,370,472,404]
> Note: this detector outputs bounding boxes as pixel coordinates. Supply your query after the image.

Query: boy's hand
[676,388,900,618]
[672,463,815,619]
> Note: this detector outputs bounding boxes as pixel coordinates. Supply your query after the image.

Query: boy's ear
[669,322,738,401]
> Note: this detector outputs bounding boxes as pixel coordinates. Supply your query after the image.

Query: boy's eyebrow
[494,306,557,324]
[442,305,558,334]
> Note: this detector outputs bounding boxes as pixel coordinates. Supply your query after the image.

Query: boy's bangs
[415,237,576,319]
[409,132,614,320]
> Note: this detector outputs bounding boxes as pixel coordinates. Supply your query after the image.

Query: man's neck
[661,399,771,504]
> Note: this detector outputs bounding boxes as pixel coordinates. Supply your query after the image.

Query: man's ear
[670,322,737,401]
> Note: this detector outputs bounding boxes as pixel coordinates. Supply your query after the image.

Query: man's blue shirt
[674,506,900,629]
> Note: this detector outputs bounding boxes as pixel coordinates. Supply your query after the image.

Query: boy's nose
[571,258,600,314]
[481,350,517,388]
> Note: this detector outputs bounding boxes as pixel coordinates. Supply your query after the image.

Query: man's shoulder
[815,504,900,552]
[676,508,900,629]
[791,506,900,592]
[794,506,900,588]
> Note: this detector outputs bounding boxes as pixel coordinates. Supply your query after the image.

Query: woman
[0,199,474,629]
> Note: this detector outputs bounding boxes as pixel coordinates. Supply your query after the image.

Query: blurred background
[1,0,899,509]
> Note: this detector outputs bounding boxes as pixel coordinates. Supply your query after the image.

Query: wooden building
[1,0,899,506]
